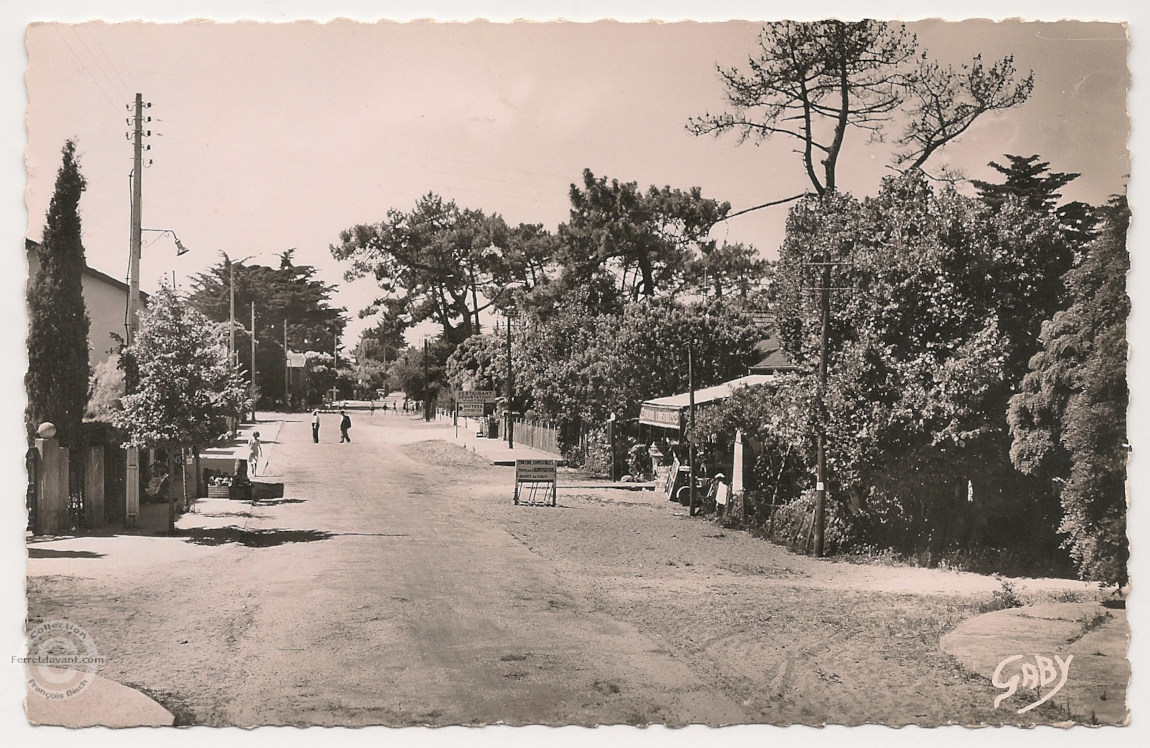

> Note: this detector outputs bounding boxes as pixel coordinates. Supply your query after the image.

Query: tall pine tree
[26,140,91,445]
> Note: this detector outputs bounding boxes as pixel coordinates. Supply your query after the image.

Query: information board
[457,390,497,404]
[514,459,557,506]
[458,403,485,418]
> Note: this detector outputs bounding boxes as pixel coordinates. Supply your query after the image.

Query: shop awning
[638,374,776,430]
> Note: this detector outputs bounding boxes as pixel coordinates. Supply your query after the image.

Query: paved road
[187,410,745,726]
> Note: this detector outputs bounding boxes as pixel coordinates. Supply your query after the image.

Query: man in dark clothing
[339,410,352,443]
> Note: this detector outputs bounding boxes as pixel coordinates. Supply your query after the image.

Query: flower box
[206,485,230,499]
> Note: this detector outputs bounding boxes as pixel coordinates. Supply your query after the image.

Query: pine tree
[25,140,91,445]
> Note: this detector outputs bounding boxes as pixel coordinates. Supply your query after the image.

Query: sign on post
[457,390,496,404]
[514,459,557,506]
[458,403,485,418]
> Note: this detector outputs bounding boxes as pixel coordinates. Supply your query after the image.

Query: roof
[642,374,777,410]
[26,238,136,296]
[749,331,800,374]
[639,374,778,429]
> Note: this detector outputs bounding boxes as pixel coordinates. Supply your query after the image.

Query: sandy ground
[25,411,1111,727]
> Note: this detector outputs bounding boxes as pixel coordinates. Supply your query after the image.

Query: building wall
[26,241,132,371]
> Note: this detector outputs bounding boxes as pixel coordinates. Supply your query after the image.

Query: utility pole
[250,301,257,422]
[814,260,831,557]
[423,338,431,422]
[687,340,697,517]
[505,315,515,449]
[229,260,237,367]
[124,92,146,529]
[283,318,288,410]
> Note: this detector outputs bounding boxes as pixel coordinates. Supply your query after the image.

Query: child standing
[247,431,263,476]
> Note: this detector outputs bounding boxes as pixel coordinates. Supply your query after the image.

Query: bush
[752,491,858,554]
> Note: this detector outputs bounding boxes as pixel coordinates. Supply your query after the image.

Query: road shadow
[251,497,306,506]
[26,548,106,559]
[174,527,332,547]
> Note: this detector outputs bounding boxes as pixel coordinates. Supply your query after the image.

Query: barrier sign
[457,390,497,404]
[514,459,557,506]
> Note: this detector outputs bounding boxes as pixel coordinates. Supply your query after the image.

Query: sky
[16,9,1132,352]
[2,3,1148,746]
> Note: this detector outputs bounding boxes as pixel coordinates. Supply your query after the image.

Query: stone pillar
[34,424,67,536]
[84,444,105,528]
[125,447,140,528]
[732,429,745,495]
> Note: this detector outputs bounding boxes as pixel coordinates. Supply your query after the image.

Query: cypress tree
[26,140,91,445]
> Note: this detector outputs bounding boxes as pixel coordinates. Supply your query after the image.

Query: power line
[51,26,121,113]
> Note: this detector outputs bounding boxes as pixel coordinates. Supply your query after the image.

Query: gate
[25,447,39,533]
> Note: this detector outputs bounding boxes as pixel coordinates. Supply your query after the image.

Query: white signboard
[457,390,497,404]
[458,403,485,418]
[514,459,557,506]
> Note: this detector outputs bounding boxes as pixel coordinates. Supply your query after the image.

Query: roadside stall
[639,374,776,503]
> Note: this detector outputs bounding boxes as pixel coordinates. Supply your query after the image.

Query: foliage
[515,298,760,434]
[186,250,346,405]
[332,193,552,344]
[1009,196,1129,585]
[26,140,91,445]
[627,443,652,478]
[972,154,1099,249]
[550,169,731,310]
[86,357,125,422]
[690,20,1033,193]
[115,288,250,449]
[445,332,506,394]
[388,340,449,404]
[728,173,1077,559]
[691,376,813,506]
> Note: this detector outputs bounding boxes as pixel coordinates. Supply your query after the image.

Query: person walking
[311,410,321,443]
[247,431,263,477]
[339,410,352,443]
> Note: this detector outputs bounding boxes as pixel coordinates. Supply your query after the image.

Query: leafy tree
[686,241,771,299]
[116,288,249,449]
[355,315,408,364]
[551,170,730,312]
[115,288,250,525]
[186,250,346,405]
[516,299,760,435]
[972,153,1100,250]
[86,357,125,423]
[690,20,1033,194]
[445,333,506,394]
[768,174,1075,559]
[332,194,546,345]
[26,140,91,445]
[1009,197,1129,584]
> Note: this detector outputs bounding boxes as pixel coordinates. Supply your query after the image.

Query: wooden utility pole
[688,340,697,517]
[423,338,431,421]
[124,92,145,529]
[283,319,288,409]
[814,260,831,557]
[229,261,237,367]
[250,301,257,421]
[505,315,515,449]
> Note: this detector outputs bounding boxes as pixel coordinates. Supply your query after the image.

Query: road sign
[457,390,496,404]
[458,403,485,418]
[514,459,557,506]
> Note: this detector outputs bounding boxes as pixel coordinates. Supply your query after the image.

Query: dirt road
[25,410,1104,726]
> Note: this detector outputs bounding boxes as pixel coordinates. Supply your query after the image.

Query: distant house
[25,238,144,371]
[747,313,799,376]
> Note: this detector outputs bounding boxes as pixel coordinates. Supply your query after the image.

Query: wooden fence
[511,417,562,456]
